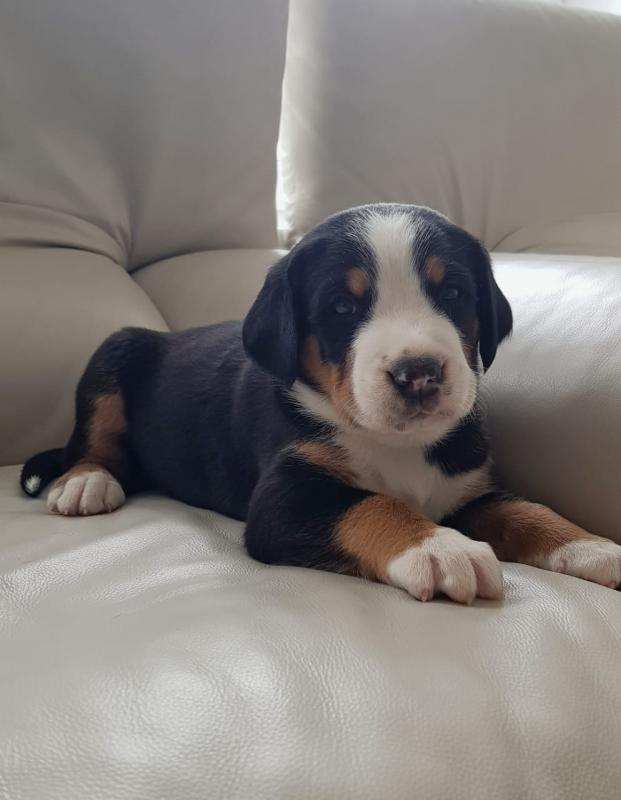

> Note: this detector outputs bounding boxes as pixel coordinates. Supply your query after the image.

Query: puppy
[21,204,621,603]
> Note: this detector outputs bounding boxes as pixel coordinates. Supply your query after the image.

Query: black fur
[246,449,368,571]
[425,405,490,476]
[20,448,64,495]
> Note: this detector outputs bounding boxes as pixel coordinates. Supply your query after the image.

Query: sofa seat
[2,247,620,799]
[1,461,620,800]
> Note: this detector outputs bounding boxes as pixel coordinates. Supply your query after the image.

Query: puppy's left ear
[471,239,513,371]
[242,252,299,385]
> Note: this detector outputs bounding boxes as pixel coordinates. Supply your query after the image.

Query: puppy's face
[243,204,512,444]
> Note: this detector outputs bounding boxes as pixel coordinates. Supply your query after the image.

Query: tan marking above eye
[425,256,446,285]
[345,267,369,298]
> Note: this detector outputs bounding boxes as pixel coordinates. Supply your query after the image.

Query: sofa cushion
[0,247,167,467]
[1,464,620,800]
[0,0,289,266]
[134,248,285,330]
[488,253,621,544]
[279,0,621,254]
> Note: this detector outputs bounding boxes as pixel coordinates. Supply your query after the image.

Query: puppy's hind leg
[46,330,140,516]
[46,395,128,516]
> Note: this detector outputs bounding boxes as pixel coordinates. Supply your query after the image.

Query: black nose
[387,356,443,406]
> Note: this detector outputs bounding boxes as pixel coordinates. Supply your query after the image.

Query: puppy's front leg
[245,446,503,603]
[447,494,621,589]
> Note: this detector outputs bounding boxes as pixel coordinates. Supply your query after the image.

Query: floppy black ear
[242,253,299,385]
[471,240,513,371]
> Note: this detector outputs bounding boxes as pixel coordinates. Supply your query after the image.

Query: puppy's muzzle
[387,356,443,412]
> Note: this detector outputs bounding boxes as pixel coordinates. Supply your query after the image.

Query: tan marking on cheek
[460,499,598,563]
[425,256,446,285]
[295,441,356,485]
[336,495,436,580]
[301,336,357,422]
[345,267,369,298]
[462,315,479,368]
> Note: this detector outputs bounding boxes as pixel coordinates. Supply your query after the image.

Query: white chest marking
[336,430,491,522]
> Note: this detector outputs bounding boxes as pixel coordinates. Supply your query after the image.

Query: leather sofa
[1,1,619,798]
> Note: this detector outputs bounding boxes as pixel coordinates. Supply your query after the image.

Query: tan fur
[458,499,599,563]
[88,393,126,467]
[462,315,479,368]
[345,267,369,298]
[300,336,357,422]
[295,441,356,485]
[52,393,127,489]
[425,256,446,285]
[336,495,436,580]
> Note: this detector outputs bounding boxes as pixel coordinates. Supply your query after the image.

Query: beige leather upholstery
[1,1,620,798]
[489,254,621,545]
[1,464,620,800]
[1,0,289,265]
[279,0,621,252]
[134,249,286,330]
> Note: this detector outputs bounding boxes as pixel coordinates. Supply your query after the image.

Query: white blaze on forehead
[363,210,434,318]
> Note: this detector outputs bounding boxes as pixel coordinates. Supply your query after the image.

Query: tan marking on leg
[294,441,356,485]
[336,495,436,580]
[461,498,621,588]
[425,256,446,285]
[87,393,126,469]
[301,336,357,423]
[459,499,600,563]
[345,267,369,298]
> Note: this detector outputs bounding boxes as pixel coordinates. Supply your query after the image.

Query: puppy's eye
[440,286,461,302]
[332,295,357,315]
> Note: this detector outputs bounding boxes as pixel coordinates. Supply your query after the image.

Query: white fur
[387,526,503,603]
[336,426,492,522]
[290,381,343,428]
[47,469,125,516]
[24,474,41,495]
[348,210,477,441]
[534,538,621,588]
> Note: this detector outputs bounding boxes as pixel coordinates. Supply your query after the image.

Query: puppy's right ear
[243,252,299,385]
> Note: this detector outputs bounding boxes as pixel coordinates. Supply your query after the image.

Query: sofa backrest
[279,0,621,256]
[0,1,288,466]
[0,0,289,269]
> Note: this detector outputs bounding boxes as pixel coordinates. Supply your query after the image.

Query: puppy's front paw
[47,468,125,516]
[544,538,621,589]
[387,526,503,604]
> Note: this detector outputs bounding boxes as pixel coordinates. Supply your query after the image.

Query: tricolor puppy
[21,204,621,603]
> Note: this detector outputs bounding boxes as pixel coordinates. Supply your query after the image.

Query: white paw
[387,527,503,604]
[544,539,621,589]
[47,470,125,516]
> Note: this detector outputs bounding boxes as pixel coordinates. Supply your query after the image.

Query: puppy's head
[243,204,512,444]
